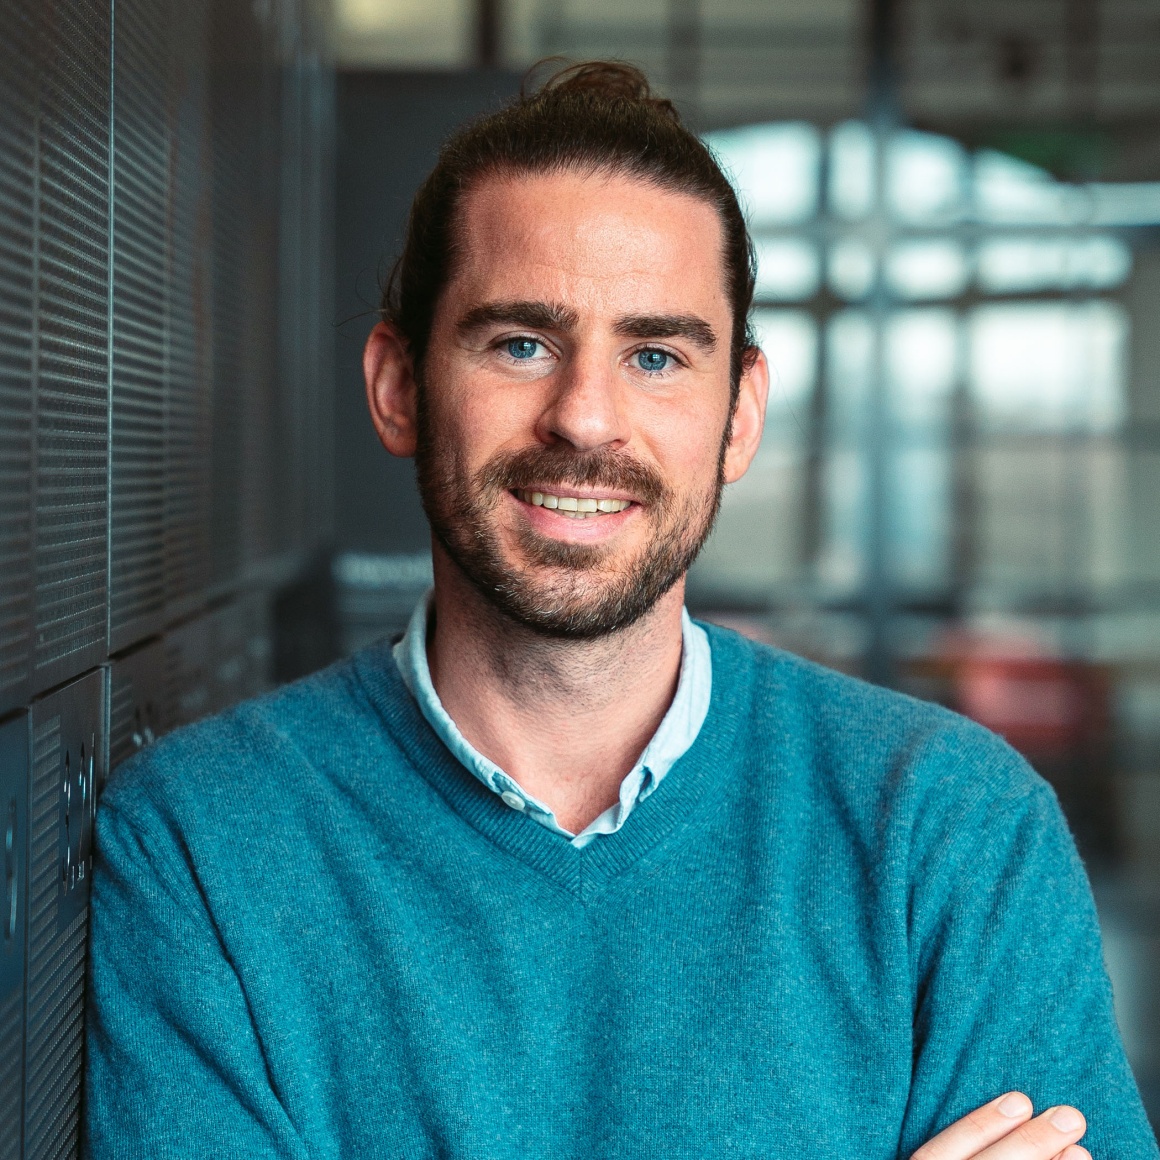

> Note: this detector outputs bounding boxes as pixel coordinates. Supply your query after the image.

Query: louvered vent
[0,0,37,712]
[24,710,77,1160]
[164,0,212,619]
[33,0,110,690]
[0,712,27,1160]
[107,639,166,780]
[0,981,22,1160]
[24,672,101,1160]
[109,0,170,652]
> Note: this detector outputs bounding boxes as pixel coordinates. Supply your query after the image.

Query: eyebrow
[613,313,717,353]
[456,301,718,354]
[457,300,580,334]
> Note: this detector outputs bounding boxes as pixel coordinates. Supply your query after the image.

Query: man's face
[410,168,760,637]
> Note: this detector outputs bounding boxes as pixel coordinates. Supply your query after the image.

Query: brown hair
[380,60,758,401]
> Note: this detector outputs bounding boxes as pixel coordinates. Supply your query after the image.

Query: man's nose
[534,349,630,451]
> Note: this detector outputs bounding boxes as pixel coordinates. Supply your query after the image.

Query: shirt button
[500,790,526,811]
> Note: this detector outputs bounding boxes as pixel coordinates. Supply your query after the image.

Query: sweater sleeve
[897,754,1159,1160]
[84,786,309,1160]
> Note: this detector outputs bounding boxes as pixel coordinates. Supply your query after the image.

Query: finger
[976,1105,1086,1160]
[911,1092,1034,1160]
[1051,1148,1091,1160]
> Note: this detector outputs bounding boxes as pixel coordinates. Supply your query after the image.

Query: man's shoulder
[100,644,400,828]
[700,621,1048,812]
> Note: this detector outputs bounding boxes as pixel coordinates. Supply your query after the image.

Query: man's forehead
[448,169,730,316]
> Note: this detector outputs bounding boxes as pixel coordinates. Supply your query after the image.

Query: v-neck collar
[352,624,755,903]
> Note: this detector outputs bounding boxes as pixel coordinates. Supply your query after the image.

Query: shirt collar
[392,591,711,847]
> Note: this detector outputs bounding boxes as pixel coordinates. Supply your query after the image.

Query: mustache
[475,445,668,507]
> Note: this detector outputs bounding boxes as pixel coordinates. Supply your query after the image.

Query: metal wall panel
[208,0,258,590]
[0,0,335,1153]
[109,0,171,653]
[239,10,281,578]
[277,34,307,560]
[33,0,111,692]
[163,615,213,731]
[0,1,37,715]
[24,670,103,1160]
[0,714,29,1160]
[209,593,271,714]
[164,0,212,621]
[105,638,166,792]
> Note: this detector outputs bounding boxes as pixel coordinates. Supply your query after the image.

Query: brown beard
[414,390,729,639]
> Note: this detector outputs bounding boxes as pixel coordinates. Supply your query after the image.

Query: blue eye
[637,349,670,372]
[507,338,540,360]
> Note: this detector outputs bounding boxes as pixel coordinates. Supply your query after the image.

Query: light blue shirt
[393,592,712,848]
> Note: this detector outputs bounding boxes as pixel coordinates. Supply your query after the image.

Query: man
[86,63,1158,1158]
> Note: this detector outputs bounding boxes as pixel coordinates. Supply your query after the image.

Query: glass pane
[752,309,817,419]
[818,448,868,592]
[828,239,876,300]
[971,440,1126,599]
[886,240,969,299]
[753,237,820,300]
[890,445,951,591]
[706,122,821,226]
[976,236,1132,293]
[1090,184,1160,227]
[886,309,958,425]
[969,302,1128,432]
[973,149,1085,225]
[828,120,875,220]
[887,130,967,223]
[817,310,874,594]
[826,309,873,430]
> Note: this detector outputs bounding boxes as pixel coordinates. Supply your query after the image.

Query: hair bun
[525,59,681,122]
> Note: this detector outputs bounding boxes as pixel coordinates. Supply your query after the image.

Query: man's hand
[912,1092,1088,1160]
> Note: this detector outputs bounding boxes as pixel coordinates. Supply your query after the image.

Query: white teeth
[517,490,631,514]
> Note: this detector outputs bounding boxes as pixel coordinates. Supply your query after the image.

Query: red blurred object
[956,655,1108,760]
[918,629,1117,862]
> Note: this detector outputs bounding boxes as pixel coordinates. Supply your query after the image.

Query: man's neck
[426,546,686,834]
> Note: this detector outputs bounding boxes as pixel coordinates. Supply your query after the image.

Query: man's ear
[364,320,419,458]
[722,346,769,485]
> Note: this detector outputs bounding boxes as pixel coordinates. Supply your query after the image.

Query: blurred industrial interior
[329,4,1160,1126]
[2,0,1160,1154]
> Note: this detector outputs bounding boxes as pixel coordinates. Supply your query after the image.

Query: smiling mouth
[515,489,633,520]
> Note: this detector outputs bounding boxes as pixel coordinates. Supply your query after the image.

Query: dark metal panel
[237,3,281,580]
[163,616,212,731]
[0,2,38,713]
[277,20,316,563]
[109,0,172,653]
[208,0,261,591]
[0,714,29,1160]
[209,592,270,715]
[105,638,166,793]
[303,54,336,549]
[164,0,212,621]
[24,669,103,1160]
[33,0,111,692]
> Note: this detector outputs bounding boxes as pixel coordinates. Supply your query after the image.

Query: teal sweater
[85,626,1159,1158]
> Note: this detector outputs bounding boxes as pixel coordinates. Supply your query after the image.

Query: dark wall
[334,70,522,554]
